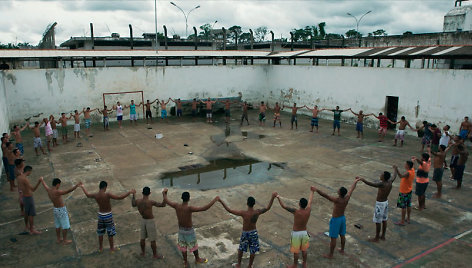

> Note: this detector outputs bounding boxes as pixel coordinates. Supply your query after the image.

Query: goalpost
[103,90,145,118]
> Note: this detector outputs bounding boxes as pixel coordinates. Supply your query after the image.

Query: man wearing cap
[132,187,166,259]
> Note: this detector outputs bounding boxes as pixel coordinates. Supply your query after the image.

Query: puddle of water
[241,131,265,139]
[160,158,283,190]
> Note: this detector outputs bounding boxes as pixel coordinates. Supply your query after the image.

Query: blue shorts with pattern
[97,212,116,237]
[333,120,341,129]
[16,143,24,155]
[239,230,260,254]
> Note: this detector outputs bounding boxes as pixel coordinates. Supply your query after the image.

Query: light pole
[212,20,218,28]
[347,10,371,36]
[170,2,200,38]
[154,0,158,51]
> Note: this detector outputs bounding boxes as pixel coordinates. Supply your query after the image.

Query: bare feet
[153,254,164,260]
[195,258,208,264]
[62,240,72,245]
[56,239,63,244]
[322,254,334,259]
[287,264,297,268]
[432,193,441,198]
[337,248,345,255]
[140,252,145,257]
[183,261,189,268]
[232,263,241,268]
[368,237,380,243]
[394,221,406,226]
[302,262,307,268]
[380,236,386,241]
[30,229,42,235]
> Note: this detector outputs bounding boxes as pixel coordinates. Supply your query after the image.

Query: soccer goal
[102,90,145,117]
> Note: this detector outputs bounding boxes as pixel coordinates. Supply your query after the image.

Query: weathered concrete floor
[0,111,471,268]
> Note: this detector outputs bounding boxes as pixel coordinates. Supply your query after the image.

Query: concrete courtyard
[0,110,471,268]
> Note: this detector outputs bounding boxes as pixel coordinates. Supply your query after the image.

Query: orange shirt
[400,168,415,193]
[416,160,431,184]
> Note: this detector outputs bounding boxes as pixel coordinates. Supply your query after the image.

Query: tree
[318,22,326,38]
[199,23,212,39]
[0,42,34,49]
[228,25,242,42]
[254,26,268,41]
[345,29,361,38]
[325,33,343,39]
[372,29,387,36]
[239,32,251,43]
[403,31,413,35]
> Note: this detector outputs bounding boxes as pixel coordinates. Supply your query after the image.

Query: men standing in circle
[412,153,431,211]
[273,102,282,128]
[349,109,373,139]
[12,123,29,155]
[80,181,135,252]
[394,161,415,226]
[83,107,97,137]
[58,113,72,143]
[326,106,350,136]
[72,110,83,139]
[114,102,124,129]
[144,99,157,124]
[276,187,315,268]
[304,105,321,133]
[258,101,267,126]
[431,145,448,198]
[125,100,140,126]
[162,188,218,267]
[240,101,250,126]
[372,113,389,142]
[314,179,360,259]
[40,178,82,245]
[358,170,396,242]
[218,192,277,268]
[390,116,416,147]
[131,187,166,259]
[459,116,471,140]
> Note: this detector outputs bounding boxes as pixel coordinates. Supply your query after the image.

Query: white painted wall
[1,65,471,135]
[0,72,11,174]
[266,65,472,132]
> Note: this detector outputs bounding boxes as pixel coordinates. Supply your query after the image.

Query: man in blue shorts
[314,178,360,259]
[218,193,277,268]
[459,117,471,140]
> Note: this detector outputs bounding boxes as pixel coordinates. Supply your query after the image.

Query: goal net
[102,91,145,118]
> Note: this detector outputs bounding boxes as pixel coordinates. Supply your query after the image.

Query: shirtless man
[191,99,198,120]
[349,109,373,139]
[41,178,81,244]
[159,98,171,122]
[17,166,42,234]
[359,171,396,242]
[223,100,238,123]
[277,187,315,268]
[325,106,350,136]
[418,121,433,152]
[49,115,59,147]
[372,113,389,142]
[454,144,469,189]
[391,116,416,146]
[258,102,267,126]
[72,110,83,139]
[131,187,166,259]
[273,102,282,128]
[58,113,72,143]
[98,106,113,131]
[459,116,471,140]
[5,142,16,191]
[304,105,322,133]
[83,107,98,136]
[144,99,158,124]
[2,136,11,181]
[314,179,360,259]
[201,98,217,123]
[14,158,25,215]
[218,192,277,268]
[240,101,250,126]
[431,145,448,198]
[284,103,304,130]
[31,122,46,156]
[43,118,53,152]
[162,188,218,267]
[171,98,184,119]
[12,123,29,155]
[80,181,135,252]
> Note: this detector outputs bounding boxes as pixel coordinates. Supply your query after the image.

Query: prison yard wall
[1,65,471,134]
[0,72,11,171]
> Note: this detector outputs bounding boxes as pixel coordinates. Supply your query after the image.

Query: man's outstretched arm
[345,179,361,201]
[259,192,278,215]
[191,196,219,212]
[58,182,82,195]
[80,185,95,198]
[109,189,135,200]
[276,195,296,214]
[218,199,243,216]
[306,187,316,209]
[162,188,178,208]
[358,176,383,188]
[315,188,336,203]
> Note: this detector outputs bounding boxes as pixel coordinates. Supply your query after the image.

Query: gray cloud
[0,0,463,44]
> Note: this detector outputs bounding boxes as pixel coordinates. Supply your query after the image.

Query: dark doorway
[386,96,399,129]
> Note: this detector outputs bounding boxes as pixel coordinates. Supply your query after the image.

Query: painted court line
[392,228,472,268]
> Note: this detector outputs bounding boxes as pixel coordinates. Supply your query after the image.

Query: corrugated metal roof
[301,48,371,57]
[268,50,311,57]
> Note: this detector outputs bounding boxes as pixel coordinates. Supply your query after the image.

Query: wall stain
[45,71,53,93]
[54,69,65,93]
[5,73,17,85]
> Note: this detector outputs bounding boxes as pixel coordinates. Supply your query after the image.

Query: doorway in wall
[386,96,399,129]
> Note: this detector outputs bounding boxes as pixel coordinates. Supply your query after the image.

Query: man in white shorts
[391,116,416,147]
[359,169,396,242]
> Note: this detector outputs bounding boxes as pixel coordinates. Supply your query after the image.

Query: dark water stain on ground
[159,158,283,190]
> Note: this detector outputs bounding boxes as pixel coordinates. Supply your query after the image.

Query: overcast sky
[0,0,462,45]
